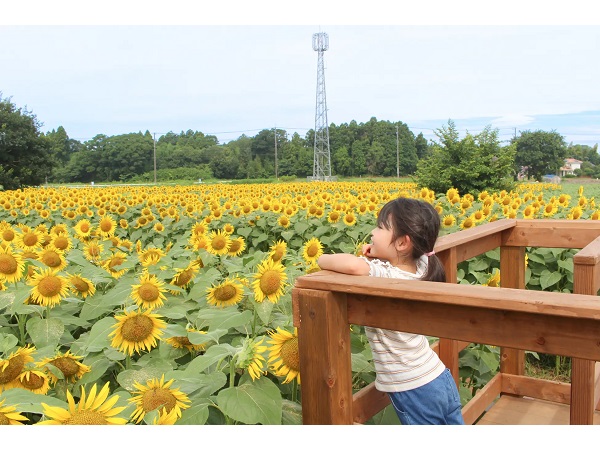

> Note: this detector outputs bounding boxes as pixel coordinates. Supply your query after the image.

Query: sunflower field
[0,180,595,425]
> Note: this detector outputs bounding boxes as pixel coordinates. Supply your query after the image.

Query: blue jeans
[388,368,464,425]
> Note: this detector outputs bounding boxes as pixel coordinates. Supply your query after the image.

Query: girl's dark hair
[376,197,445,282]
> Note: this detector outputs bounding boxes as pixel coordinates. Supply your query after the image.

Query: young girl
[317,197,464,425]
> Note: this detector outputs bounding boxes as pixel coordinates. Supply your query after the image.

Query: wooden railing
[292,219,600,425]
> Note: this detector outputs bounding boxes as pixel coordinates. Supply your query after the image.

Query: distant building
[559,158,583,177]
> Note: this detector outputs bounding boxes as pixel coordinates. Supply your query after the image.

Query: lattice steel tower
[312,32,332,181]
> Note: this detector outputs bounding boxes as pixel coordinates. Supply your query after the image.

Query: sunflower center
[80,223,90,233]
[38,276,62,297]
[72,278,90,293]
[121,315,154,342]
[173,336,192,346]
[87,245,100,257]
[20,372,45,389]
[280,337,300,371]
[100,219,113,232]
[65,410,108,425]
[1,229,15,241]
[271,249,284,262]
[139,283,160,302]
[211,236,227,251]
[174,269,193,287]
[52,357,80,377]
[259,270,281,295]
[229,240,241,253]
[22,232,39,247]
[0,412,9,425]
[109,257,124,269]
[214,284,237,301]
[53,236,69,250]
[0,355,25,384]
[0,254,17,275]
[306,244,319,258]
[41,251,62,268]
[141,388,177,413]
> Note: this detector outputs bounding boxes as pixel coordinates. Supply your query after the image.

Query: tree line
[1,93,598,193]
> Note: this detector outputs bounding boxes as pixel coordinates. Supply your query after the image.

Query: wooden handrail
[293,219,600,425]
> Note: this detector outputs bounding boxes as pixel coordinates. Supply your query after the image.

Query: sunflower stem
[46,305,50,320]
[229,358,236,389]
[126,354,132,370]
[291,377,298,403]
[17,314,27,346]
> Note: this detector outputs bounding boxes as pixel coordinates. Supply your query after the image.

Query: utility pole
[396,125,400,178]
[274,126,278,179]
[153,132,157,184]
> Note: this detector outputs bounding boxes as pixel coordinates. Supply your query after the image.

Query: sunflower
[522,205,536,220]
[38,246,68,271]
[267,327,301,384]
[97,215,117,238]
[206,277,245,307]
[0,346,35,392]
[165,328,207,352]
[103,251,128,279]
[191,221,208,236]
[51,234,73,252]
[189,234,208,251]
[37,350,91,383]
[110,309,166,356]
[0,399,28,425]
[206,230,231,256]
[153,222,165,233]
[302,237,323,264]
[153,407,180,425]
[169,261,200,293]
[343,212,357,226]
[483,269,501,287]
[223,223,235,235]
[442,214,457,228]
[268,239,287,263]
[83,241,104,261]
[14,228,44,251]
[277,215,291,228]
[0,222,16,245]
[38,382,128,425]
[68,273,96,299]
[16,369,51,394]
[138,247,166,267]
[0,245,25,283]
[131,272,168,311]
[129,375,191,424]
[28,268,69,308]
[459,216,476,230]
[227,236,246,257]
[235,337,267,381]
[73,219,93,240]
[252,258,287,303]
[327,210,341,223]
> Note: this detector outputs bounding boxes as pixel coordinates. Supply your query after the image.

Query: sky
[1,1,599,149]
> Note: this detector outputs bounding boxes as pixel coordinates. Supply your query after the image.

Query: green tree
[0,95,54,189]
[413,120,516,195]
[513,130,567,181]
[415,132,429,160]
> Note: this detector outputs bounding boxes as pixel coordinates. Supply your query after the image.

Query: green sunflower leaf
[281,230,295,242]
[540,270,562,290]
[116,359,175,392]
[82,316,115,352]
[216,376,282,424]
[25,317,64,349]
[281,399,303,425]
[185,344,235,374]
[178,402,210,425]
[0,388,68,415]
[197,308,252,332]
[0,333,18,354]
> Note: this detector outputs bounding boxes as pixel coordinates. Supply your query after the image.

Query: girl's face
[369,220,399,262]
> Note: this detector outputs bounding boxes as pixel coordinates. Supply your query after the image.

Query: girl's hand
[362,243,374,258]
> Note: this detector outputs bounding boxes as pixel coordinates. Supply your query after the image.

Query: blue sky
[1,2,599,148]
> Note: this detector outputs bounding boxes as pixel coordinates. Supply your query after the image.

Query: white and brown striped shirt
[360,256,445,392]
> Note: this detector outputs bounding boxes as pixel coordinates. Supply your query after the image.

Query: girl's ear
[395,235,412,252]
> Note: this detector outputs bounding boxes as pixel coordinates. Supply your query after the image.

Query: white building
[559,158,583,177]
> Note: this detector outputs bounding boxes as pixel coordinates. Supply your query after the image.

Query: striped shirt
[360,256,445,392]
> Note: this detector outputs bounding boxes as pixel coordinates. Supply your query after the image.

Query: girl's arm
[317,253,370,276]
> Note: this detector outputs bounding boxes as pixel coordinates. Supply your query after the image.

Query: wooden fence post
[293,288,353,424]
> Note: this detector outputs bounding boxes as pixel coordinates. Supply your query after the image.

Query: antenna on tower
[312,32,332,181]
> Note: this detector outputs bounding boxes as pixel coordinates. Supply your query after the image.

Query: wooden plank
[595,362,600,410]
[573,235,600,267]
[502,219,600,249]
[352,382,390,424]
[436,225,506,264]
[476,396,600,425]
[461,373,502,425]
[294,272,600,320]
[294,288,353,424]
[435,219,516,253]
[342,294,600,361]
[499,245,526,377]
[501,374,571,404]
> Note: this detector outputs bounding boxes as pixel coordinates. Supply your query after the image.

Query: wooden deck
[476,396,600,425]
